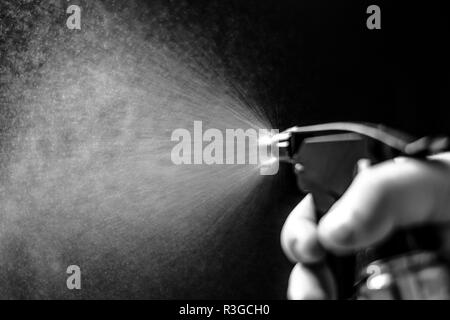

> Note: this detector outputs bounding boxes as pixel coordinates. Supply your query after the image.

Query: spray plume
[0,0,276,298]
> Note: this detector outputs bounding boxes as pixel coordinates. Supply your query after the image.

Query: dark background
[1,0,449,299]
[174,0,450,135]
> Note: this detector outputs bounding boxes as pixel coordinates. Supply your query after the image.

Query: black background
[170,0,450,135]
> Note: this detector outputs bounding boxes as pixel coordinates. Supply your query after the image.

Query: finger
[281,194,326,264]
[318,156,450,253]
[287,263,337,300]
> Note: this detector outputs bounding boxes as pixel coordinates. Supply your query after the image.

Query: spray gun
[268,122,450,299]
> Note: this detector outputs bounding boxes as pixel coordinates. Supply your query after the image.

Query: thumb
[318,154,450,254]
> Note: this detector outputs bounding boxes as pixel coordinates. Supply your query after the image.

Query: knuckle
[287,264,327,300]
[281,215,321,263]
[353,164,393,197]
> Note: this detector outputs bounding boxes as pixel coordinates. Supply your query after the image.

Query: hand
[280,153,450,299]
